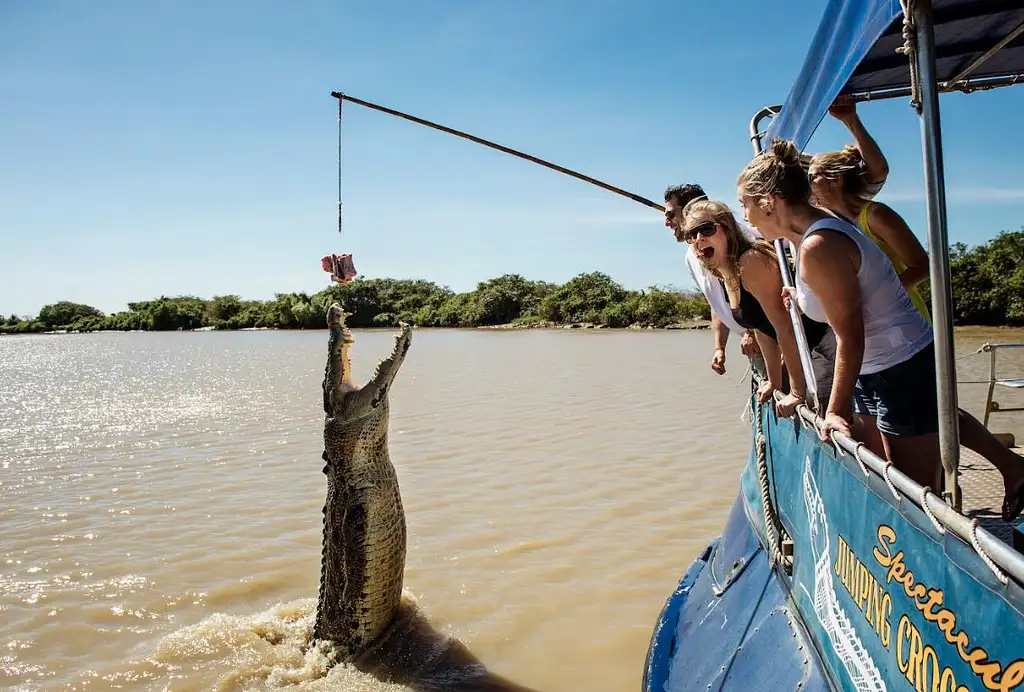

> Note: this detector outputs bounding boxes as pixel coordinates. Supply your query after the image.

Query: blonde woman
[664,183,762,376]
[679,198,837,418]
[809,143,1024,521]
[808,145,930,319]
[737,138,938,486]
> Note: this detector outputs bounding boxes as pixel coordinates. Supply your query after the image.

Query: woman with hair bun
[736,138,939,488]
[808,142,1024,521]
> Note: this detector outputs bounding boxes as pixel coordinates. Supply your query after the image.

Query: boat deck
[959,443,1024,546]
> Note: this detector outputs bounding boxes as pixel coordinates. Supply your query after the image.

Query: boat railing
[748,105,781,153]
[766,386,1024,588]
[974,342,1024,429]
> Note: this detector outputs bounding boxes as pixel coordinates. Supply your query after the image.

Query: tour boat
[641,1,1024,690]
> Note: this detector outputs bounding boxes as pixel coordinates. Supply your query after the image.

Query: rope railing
[754,399,793,573]
[952,343,1024,386]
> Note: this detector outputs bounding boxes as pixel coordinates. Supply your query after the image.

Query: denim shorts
[853,342,939,437]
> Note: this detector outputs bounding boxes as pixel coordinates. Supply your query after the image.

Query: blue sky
[3,0,1024,317]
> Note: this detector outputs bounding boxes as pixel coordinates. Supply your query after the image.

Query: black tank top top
[723,280,828,349]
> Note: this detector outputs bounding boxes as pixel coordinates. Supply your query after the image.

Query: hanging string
[337,96,344,239]
[321,97,357,286]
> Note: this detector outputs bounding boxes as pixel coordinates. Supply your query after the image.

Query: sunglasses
[679,221,718,244]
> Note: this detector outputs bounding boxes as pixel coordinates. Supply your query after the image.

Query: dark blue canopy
[764,0,1024,150]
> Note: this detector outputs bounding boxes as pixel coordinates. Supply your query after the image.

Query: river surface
[2,327,1023,692]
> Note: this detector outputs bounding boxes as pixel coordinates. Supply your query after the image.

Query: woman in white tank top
[736,139,938,487]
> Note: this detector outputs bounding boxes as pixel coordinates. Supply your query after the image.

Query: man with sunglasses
[664,183,761,376]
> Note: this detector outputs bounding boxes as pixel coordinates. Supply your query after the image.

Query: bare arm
[845,115,889,185]
[712,312,729,351]
[739,329,761,357]
[708,311,729,375]
[866,202,930,288]
[755,330,784,389]
[800,234,865,430]
[740,251,809,400]
[831,97,889,185]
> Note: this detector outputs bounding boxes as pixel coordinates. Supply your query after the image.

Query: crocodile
[313,302,413,661]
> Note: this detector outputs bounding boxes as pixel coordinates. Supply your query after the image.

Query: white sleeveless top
[793,217,932,375]
[685,246,745,333]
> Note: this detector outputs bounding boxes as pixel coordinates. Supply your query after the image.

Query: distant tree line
[0,272,711,334]
[3,230,1022,335]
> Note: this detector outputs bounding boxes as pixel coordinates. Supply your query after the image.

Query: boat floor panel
[958,444,1024,545]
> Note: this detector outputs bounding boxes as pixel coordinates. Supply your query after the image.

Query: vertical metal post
[749,105,820,412]
[774,244,821,413]
[914,1,961,510]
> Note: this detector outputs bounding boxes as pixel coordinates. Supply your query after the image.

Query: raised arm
[752,328,785,400]
[799,233,865,442]
[866,202,930,288]
[830,96,889,187]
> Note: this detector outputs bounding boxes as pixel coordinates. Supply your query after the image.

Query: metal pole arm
[331,91,664,212]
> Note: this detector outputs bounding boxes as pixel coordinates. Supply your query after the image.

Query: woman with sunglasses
[679,198,837,418]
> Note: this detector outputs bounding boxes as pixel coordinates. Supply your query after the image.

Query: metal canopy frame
[845,0,1024,99]
[747,0,1024,581]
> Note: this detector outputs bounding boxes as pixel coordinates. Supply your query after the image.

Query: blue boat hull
[643,494,834,692]
[645,395,1024,692]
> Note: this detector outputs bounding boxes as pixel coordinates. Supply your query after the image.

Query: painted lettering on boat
[834,534,893,647]
[874,525,1024,692]
[832,524,1024,692]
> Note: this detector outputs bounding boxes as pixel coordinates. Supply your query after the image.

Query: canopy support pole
[913,0,962,510]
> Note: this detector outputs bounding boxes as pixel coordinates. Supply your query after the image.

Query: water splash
[63,594,540,692]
